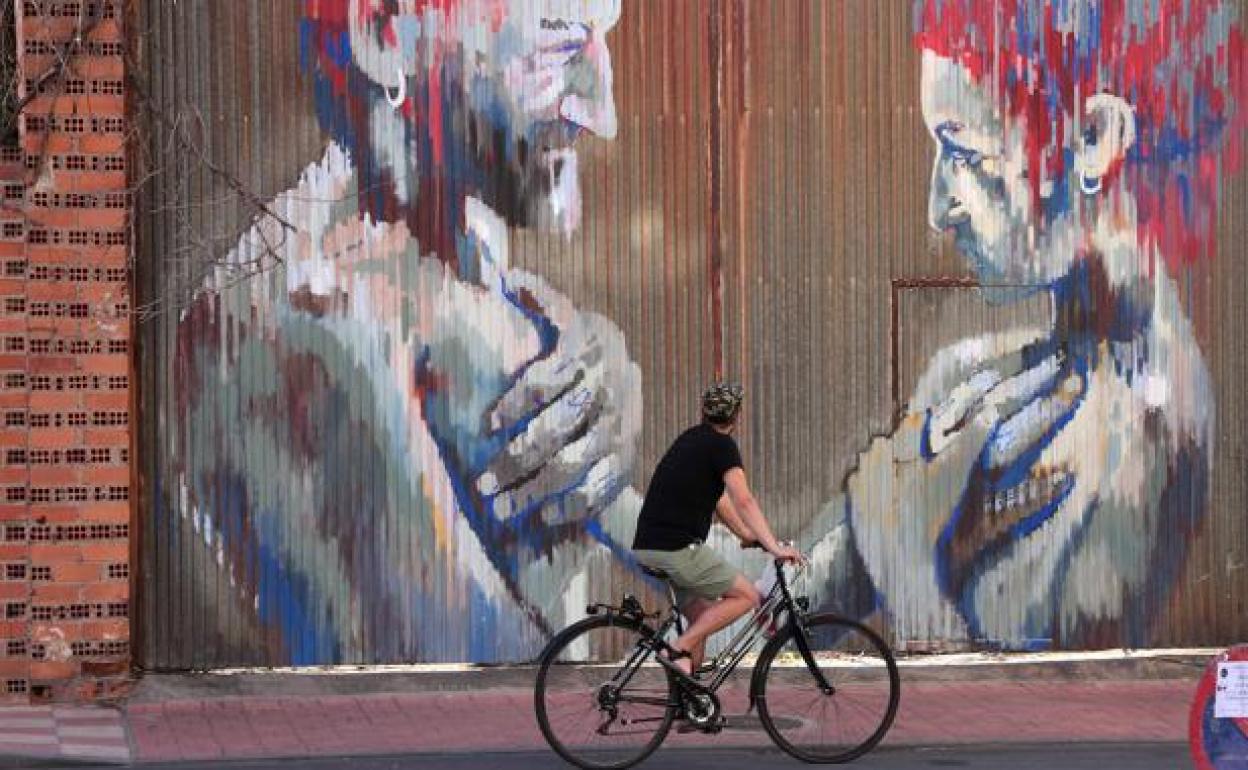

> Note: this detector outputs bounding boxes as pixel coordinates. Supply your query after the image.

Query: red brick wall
[0,0,130,703]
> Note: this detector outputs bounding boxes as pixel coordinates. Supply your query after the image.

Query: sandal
[660,647,694,677]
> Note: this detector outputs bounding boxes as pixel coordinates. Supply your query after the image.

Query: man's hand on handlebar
[741,538,806,566]
[770,543,806,566]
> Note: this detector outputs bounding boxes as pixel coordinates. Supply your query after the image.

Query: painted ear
[1074,93,1136,192]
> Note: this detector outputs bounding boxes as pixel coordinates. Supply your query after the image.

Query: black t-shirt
[632,423,744,551]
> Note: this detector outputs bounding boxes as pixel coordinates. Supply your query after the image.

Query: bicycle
[534,549,901,768]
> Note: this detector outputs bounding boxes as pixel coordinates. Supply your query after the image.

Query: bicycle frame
[587,558,831,709]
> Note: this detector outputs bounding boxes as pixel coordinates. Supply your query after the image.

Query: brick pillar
[0,0,130,704]
[0,134,29,701]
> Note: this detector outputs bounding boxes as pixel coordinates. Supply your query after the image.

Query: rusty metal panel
[132,0,326,669]
[136,0,1248,669]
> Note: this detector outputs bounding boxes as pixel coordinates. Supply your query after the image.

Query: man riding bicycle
[632,383,804,678]
[538,382,898,767]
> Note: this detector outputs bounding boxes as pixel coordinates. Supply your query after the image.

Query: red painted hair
[915,0,1247,269]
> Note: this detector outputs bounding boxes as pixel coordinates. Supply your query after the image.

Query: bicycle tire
[754,613,900,763]
[535,615,678,770]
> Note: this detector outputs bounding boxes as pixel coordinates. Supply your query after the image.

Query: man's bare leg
[668,576,760,676]
[679,598,714,670]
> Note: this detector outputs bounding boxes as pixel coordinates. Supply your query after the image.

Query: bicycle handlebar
[741,538,802,556]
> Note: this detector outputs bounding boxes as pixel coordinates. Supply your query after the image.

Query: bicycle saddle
[639,565,672,581]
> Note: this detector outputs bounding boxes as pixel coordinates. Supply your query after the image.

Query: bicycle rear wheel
[755,613,900,763]
[535,615,677,769]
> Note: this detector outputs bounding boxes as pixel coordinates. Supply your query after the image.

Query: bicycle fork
[791,618,835,695]
[747,616,836,717]
[779,581,835,696]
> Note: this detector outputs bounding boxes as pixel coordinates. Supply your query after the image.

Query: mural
[149,0,1247,666]
[806,0,1246,649]
[175,0,643,663]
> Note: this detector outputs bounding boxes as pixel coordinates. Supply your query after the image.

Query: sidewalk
[0,705,129,765]
[1,650,1214,765]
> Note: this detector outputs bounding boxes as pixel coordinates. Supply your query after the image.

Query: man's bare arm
[714,493,756,544]
[723,468,803,563]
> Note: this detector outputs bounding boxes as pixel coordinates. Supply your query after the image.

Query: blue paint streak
[253,509,339,665]
[332,30,351,69]
[1179,172,1193,221]
[468,581,498,662]
[298,20,313,69]
[585,517,679,605]
[1079,3,1102,81]
[1042,148,1075,223]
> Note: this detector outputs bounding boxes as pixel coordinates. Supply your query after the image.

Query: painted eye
[949,150,985,172]
[539,41,587,69]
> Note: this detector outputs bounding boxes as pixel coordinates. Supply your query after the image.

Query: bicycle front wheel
[755,613,900,763]
[535,615,678,770]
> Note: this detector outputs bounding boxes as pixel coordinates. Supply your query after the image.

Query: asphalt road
[18,743,1191,770]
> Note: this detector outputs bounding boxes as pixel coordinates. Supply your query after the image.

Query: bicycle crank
[682,689,724,733]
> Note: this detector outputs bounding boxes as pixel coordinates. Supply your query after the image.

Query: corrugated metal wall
[132,1,324,669]
[135,0,1248,669]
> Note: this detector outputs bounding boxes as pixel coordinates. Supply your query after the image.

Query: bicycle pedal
[676,717,724,735]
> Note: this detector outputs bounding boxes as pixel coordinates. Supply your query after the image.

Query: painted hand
[475,270,642,527]
[846,349,1082,638]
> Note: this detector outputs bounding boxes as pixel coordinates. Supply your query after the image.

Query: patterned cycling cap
[701,382,744,423]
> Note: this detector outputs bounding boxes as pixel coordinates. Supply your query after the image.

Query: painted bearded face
[348,0,620,232]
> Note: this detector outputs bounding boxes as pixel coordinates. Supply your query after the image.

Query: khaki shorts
[634,544,741,609]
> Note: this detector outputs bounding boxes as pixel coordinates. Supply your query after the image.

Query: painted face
[489,0,620,230]
[350,0,621,232]
[921,52,1076,301]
